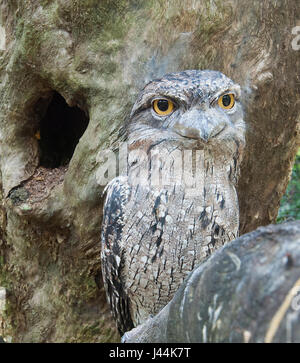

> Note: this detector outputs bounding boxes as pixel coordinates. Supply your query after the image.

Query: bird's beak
[173,109,226,142]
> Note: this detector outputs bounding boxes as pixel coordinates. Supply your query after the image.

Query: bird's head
[126,70,246,155]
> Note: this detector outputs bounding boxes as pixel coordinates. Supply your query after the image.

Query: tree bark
[0,0,299,342]
[123,221,300,343]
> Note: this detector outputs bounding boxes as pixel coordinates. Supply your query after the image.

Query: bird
[101,70,246,336]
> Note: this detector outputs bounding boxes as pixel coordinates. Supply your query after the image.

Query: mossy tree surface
[0,0,299,342]
[278,149,300,223]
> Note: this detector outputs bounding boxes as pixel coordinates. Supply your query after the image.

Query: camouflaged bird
[101,70,246,336]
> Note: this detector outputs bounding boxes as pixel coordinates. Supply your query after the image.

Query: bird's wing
[101,176,134,335]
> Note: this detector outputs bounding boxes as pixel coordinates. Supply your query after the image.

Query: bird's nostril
[173,124,203,140]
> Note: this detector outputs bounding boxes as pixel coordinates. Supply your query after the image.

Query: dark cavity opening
[37,92,89,168]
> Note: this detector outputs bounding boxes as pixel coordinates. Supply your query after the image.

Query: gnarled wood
[123,221,300,343]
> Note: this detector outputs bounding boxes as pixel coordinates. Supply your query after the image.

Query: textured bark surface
[0,0,299,342]
[123,221,300,343]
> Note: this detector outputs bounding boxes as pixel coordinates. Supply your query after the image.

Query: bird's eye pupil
[222,95,231,107]
[153,99,174,115]
[157,99,169,112]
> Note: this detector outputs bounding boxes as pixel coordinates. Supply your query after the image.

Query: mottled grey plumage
[101,70,246,335]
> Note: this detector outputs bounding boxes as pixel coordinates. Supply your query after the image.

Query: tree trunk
[0,0,299,342]
[122,221,300,343]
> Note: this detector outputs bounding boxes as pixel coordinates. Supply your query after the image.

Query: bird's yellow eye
[218,93,235,110]
[153,99,174,116]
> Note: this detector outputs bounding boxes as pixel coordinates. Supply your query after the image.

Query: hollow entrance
[37,92,89,168]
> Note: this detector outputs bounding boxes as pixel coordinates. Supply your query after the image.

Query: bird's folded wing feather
[101,176,134,335]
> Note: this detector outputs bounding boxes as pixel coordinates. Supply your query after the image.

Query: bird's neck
[126,140,241,191]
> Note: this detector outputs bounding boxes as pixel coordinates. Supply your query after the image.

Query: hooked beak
[173,109,226,142]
